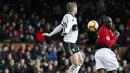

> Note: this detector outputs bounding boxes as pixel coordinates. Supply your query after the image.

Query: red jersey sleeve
[96,25,119,47]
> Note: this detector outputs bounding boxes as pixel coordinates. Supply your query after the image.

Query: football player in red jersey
[95,16,120,73]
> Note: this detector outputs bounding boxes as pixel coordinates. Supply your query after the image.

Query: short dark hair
[102,16,113,29]
[102,16,112,25]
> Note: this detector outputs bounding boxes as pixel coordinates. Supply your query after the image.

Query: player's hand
[114,30,120,37]
[42,33,51,37]
[61,32,67,36]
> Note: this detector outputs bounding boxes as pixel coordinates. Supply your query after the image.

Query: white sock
[73,64,82,73]
[68,65,76,73]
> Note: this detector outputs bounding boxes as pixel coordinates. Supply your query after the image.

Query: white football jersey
[61,13,78,43]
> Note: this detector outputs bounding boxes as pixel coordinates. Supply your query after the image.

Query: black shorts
[63,41,80,58]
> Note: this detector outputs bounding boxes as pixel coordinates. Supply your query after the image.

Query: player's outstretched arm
[42,24,63,37]
[61,32,67,36]
[42,33,51,37]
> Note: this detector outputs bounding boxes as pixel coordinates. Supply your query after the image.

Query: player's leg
[69,52,79,73]
[105,50,119,72]
[69,52,84,73]
[63,42,84,73]
[105,58,118,73]
[95,49,107,73]
[108,70,117,73]
[63,42,78,73]
[74,51,84,73]
[98,48,119,73]
[77,51,84,64]
[70,51,84,73]
[97,68,106,73]
[71,43,84,73]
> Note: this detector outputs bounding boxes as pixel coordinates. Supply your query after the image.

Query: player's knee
[72,61,79,68]
[109,70,117,73]
[80,56,84,63]
[97,68,106,73]
[78,52,84,64]
[72,60,83,68]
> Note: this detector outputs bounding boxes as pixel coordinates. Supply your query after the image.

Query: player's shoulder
[63,13,73,18]
[99,25,107,33]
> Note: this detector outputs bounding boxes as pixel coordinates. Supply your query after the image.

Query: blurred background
[0,0,130,73]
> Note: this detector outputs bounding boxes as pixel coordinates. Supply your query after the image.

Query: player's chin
[74,13,77,15]
[74,11,77,14]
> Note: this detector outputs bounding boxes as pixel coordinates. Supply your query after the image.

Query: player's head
[66,2,77,15]
[102,16,113,29]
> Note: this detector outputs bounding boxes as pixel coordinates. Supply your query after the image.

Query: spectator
[35,27,45,43]
[5,53,12,64]
[86,66,92,73]
[24,51,32,63]
[2,68,9,73]
[0,25,8,42]
[18,44,26,59]
[31,45,39,60]
[84,56,91,67]
[10,30,21,42]
[34,59,43,73]
[79,65,87,73]
[0,60,5,72]
[9,44,18,62]
[85,47,93,57]
[24,45,32,61]
[125,27,130,46]
[15,59,27,73]
[92,66,96,73]
[19,27,25,41]
[2,45,9,60]
[124,46,130,63]
[0,45,3,60]
[77,34,87,45]
[47,64,54,73]
[126,18,130,29]
[48,46,58,61]
[53,60,58,72]
[8,59,16,73]
[64,59,70,70]
[89,55,95,67]
[24,34,35,43]
[26,60,35,73]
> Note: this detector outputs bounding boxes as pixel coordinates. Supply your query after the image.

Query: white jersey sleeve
[49,24,63,36]
[61,14,73,33]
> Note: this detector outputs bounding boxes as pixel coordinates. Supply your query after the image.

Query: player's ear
[71,7,73,11]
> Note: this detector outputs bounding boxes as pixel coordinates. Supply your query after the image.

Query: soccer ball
[87,20,99,31]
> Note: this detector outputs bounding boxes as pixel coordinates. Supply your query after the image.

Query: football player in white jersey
[42,2,84,73]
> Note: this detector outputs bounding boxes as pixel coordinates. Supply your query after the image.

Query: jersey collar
[68,12,75,17]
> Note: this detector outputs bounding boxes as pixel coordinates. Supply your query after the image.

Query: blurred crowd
[0,0,130,73]
[0,42,92,73]
[0,42,129,73]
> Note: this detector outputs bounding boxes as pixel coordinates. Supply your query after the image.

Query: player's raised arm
[102,30,119,47]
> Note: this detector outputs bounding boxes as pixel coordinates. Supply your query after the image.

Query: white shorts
[95,48,119,71]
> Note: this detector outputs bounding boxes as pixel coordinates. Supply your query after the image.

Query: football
[87,20,99,31]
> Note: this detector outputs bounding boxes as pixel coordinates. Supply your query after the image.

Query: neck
[68,12,75,16]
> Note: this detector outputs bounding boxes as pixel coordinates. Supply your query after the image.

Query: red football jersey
[96,25,119,47]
